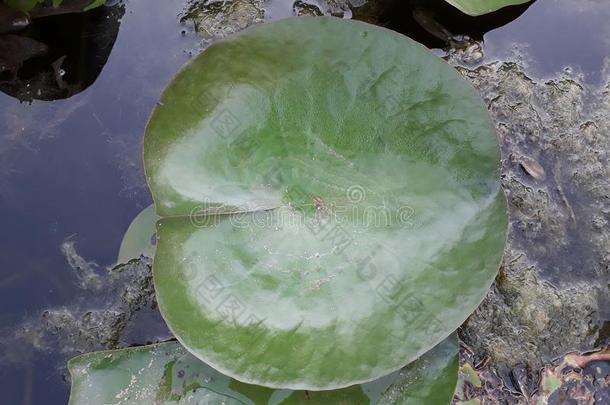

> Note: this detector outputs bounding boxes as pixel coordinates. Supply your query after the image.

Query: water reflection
[0,3,124,101]
[484,0,610,83]
[356,0,534,48]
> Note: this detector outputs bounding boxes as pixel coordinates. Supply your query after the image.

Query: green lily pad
[67,336,458,405]
[117,204,159,264]
[379,337,459,404]
[444,0,531,16]
[144,16,506,389]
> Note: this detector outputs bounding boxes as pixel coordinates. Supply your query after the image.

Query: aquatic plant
[445,0,531,16]
[69,16,507,402]
[4,0,105,14]
[68,336,458,404]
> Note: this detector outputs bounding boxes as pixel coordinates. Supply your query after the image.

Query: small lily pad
[444,0,531,16]
[379,337,459,404]
[144,17,506,389]
[67,336,458,405]
[117,204,159,264]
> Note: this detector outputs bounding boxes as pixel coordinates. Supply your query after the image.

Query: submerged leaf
[4,0,106,13]
[144,17,506,389]
[68,336,458,405]
[4,0,42,13]
[83,0,105,12]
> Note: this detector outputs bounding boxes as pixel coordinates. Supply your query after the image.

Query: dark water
[483,0,610,84]
[0,0,200,403]
[354,0,609,84]
[0,0,608,404]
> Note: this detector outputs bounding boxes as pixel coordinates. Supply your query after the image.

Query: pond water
[355,0,610,84]
[0,0,608,403]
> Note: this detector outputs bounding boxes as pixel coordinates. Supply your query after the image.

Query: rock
[181,0,357,39]
[181,0,265,40]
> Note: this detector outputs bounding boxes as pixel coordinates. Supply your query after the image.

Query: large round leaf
[444,0,531,16]
[144,16,506,389]
[67,336,458,404]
